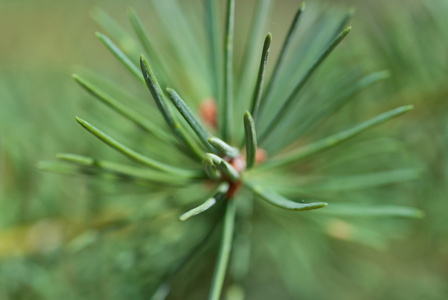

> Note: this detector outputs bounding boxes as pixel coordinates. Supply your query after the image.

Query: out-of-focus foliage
[0,0,447,299]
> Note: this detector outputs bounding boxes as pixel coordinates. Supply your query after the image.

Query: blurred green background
[0,0,447,299]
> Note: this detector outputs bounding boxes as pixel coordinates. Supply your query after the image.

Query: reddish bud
[199,98,217,129]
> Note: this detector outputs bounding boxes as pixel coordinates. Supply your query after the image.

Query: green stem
[209,199,236,300]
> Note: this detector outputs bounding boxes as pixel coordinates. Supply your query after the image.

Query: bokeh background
[0,0,447,299]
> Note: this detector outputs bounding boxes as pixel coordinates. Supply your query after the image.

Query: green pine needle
[128,8,167,86]
[261,105,413,170]
[206,0,221,99]
[140,55,179,132]
[179,182,229,221]
[203,156,222,180]
[250,33,272,122]
[75,116,199,177]
[209,199,236,300]
[332,7,356,38]
[56,153,191,185]
[127,8,158,64]
[259,26,352,143]
[208,137,240,158]
[244,112,257,170]
[237,0,273,105]
[260,2,306,116]
[140,55,205,160]
[73,74,172,142]
[38,161,104,178]
[277,70,391,152]
[315,203,424,218]
[96,32,143,83]
[207,153,240,182]
[246,182,328,211]
[167,88,215,152]
[221,0,235,142]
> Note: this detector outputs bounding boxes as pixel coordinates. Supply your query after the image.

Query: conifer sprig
[39,1,423,299]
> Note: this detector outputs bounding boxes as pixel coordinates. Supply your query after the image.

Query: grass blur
[0,0,447,299]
